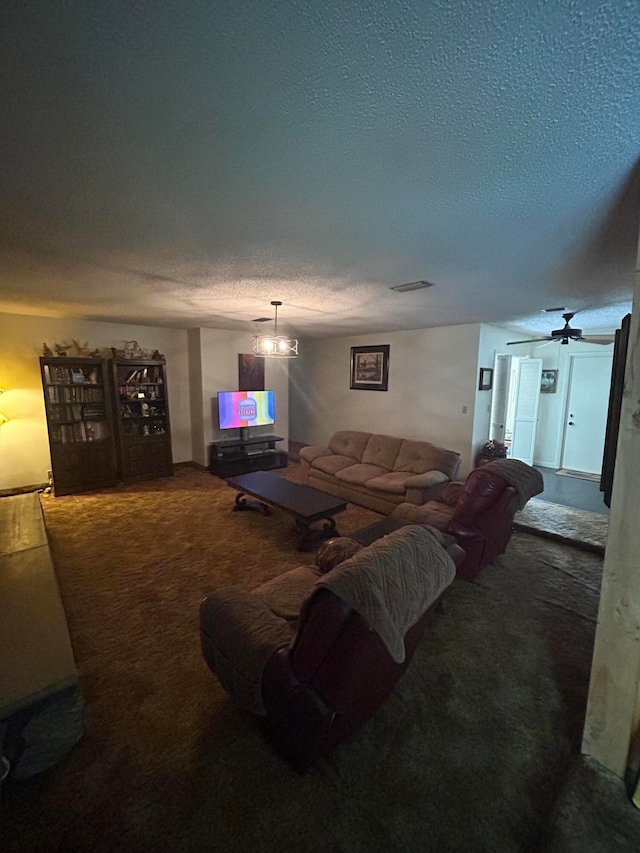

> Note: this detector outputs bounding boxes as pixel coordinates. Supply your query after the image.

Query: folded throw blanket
[315,525,456,663]
[479,459,544,510]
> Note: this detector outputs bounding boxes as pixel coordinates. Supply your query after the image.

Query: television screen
[218,390,275,430]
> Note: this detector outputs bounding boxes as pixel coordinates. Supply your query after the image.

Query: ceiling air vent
[390,280,435,293]
[252,317,271,322]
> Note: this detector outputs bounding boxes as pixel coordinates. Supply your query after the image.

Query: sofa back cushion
[328,430,371,462]
[361,434,403,470]
[395,439,460,478]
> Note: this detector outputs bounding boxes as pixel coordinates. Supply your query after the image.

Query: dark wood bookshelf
[40,357,117,496]
[110,359,174,483]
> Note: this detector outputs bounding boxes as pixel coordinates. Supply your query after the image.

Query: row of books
[50,421,109,443]
[43,365,99,385]
[48,403,106,423]
[48,386,104,403]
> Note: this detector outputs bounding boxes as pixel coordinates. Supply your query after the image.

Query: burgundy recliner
[200,526,457,771]
[392,462,542,581]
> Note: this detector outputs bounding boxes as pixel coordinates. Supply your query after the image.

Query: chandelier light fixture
[252,301,299,358]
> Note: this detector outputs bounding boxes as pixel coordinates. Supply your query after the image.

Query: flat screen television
[217,390,275,431]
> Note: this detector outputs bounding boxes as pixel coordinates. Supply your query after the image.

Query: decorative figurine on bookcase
[53,341,72,356]
[42,343,53,357]
[71,339,91,357]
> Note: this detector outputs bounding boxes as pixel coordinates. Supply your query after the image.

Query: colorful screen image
[217,390,275,430]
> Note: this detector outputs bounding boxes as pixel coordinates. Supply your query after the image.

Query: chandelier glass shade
[252,301,299,358]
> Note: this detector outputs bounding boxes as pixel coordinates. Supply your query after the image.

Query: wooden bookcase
[110,358,173,483]
[40,357,117,496]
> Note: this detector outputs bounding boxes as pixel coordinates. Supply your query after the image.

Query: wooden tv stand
[208,434,288,478]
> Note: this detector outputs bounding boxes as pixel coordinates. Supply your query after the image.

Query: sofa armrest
[200,588,292,716]
[299,445,332,464]
[403,470,449,505]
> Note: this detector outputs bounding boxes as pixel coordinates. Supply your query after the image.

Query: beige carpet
[2,466,638,853]
[515,498,608,555]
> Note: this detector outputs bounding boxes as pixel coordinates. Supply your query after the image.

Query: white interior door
[510,358,542,466]
[489,354,511,441]
[561,353,613,474]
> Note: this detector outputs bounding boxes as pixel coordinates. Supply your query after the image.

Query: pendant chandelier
[252,301,299,358]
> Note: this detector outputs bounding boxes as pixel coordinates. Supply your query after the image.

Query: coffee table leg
[294,516,340,551]
[233,492,271,516]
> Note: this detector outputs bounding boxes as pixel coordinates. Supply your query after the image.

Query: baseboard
[533,460,558,470]
[174,461,207,471]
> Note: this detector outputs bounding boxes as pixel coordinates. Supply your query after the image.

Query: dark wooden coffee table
[225,471,348,551]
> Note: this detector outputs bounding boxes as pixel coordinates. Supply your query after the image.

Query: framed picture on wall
[478,367,493,391]
[540,369,558,393]
[238,354,265,391]
[350,345,390,391]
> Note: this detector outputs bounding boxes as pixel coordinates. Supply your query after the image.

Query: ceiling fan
[506,312,615,347]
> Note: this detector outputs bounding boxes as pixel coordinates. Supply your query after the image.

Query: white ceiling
[1,1,638,339]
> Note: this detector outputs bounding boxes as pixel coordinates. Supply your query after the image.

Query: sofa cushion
[328,430,371,461]
[395,439,460,478]
[392,501,454,530]
[312,454,356,476]
[361,434,403,471]
[335,463,388,485]
[365,471,412,495]
[299,445,331,465]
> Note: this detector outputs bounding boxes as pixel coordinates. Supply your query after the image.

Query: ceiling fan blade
[506,337,553,345]
[579,335,615,345]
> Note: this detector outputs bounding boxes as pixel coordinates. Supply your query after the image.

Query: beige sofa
[299,430,461,514]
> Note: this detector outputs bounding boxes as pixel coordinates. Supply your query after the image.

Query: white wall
[191,328,290,467]
[289,325,482,475]
[0,313,190,490]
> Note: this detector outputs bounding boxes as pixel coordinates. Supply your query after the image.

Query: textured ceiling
[1,0,638,339]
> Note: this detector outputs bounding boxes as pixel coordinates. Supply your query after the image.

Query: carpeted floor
[2,466,639,852]
[515,499,608,555]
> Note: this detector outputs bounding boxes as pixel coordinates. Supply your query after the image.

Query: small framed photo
[350,345,390,391]
[478,367,493,391]
[541,369,558,393]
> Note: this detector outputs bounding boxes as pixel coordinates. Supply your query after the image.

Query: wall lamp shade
[252,301,299,358]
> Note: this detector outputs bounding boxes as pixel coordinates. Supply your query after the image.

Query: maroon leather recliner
[392,462,543,581]
[200,526,457,771]
[258,590,442,770]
